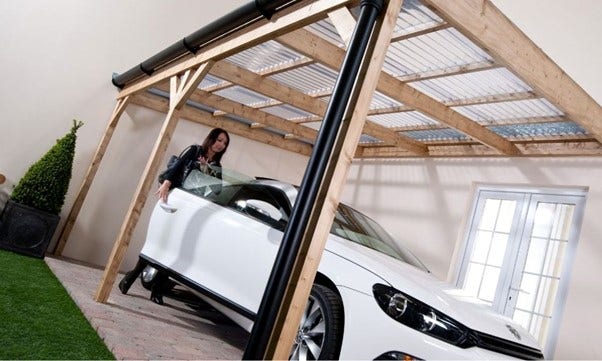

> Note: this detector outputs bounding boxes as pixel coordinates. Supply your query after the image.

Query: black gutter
[242,0,385,359]
[112,0,300,88]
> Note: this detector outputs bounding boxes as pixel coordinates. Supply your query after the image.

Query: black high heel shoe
[150,290,164,305]
[118,272,136,294]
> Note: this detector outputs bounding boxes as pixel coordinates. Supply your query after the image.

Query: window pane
[479,199,500,231]
[543,240,566,278]
[516,273,539,310]
[524,237,547,274]
[464,263,484,298]
[487,233,508,267]
[472,231,492,263]
[478,266,501,302]
[513,309,531,330]
[496,200,516,233]
[534,277,559,318]
[529,315,544,339]
[551,204,574,241]
[532,203,556,238]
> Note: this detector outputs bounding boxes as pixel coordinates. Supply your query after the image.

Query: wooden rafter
[421,0,602,143]
[397,60,498,82]
[131,92,313,156]
[442,91,537,107]
[277,28,521,155]
[390,22,451,43]
[210,59,428,154]
[358,140,602,158]
[156,83,318,141]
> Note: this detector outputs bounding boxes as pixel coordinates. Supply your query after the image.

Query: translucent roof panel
[302,121,322,131]
[403,128,470,142]
[214,86,273,106]
[370,91,405,109]
[269,63,338,95]
[488,121,587,139]
[368,111,439,128]
[262,104,315,120]
[409,68,533,102]
[453,98,563,124]
[306,18,345,48]
[224,40,305,73]
[359,134,383,144]
[396,0,443,34]
[383,28,493,77]
[198,74,227,90]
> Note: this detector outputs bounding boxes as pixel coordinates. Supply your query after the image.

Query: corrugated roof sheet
[133,0,599,158]
[409,68,532,102]
[368,111,439,128]
[454,98,563,123]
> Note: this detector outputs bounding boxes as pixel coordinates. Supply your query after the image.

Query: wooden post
[266,0,403,358]
[53,96,131,255]
[94,62,214,303]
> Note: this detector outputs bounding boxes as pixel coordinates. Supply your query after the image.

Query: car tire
[290,284,344,360]
[140,265,159,290]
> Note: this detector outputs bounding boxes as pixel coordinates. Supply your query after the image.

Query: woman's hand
[198,155,208,165]
[155,180,171,203]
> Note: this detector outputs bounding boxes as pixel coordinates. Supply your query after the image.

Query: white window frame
[451,183,587,358]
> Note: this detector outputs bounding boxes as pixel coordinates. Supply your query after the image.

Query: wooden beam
[156,83,318,141]
[131,92,313,156]
[116,0,354,99]
[53,96,132,255]
[211,60,324,117]
[268,0,405,358]
[421,0,602,143]
[278,28,521,155]
[95,63,214,303]
[397,60,498,82]
[390,22,450,43]
[211,60,428,154]
[327,7,357,46]
[358,140,602,158]
[443,91,537,107]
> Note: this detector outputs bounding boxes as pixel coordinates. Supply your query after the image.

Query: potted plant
[0,120,83,258]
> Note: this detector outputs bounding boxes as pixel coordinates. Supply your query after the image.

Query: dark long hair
[201,127,230,163]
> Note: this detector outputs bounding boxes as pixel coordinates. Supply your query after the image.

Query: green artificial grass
[0,250,114,360]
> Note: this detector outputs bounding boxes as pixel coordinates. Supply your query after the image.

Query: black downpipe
[242,0,385,359]
[112,0,298,88]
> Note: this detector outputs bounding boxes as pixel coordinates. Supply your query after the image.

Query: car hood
[325,237,540,350]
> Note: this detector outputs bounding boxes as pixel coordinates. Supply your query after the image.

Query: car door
[149,180,291,315]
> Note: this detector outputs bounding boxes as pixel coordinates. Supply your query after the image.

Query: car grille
[473,330,544,360]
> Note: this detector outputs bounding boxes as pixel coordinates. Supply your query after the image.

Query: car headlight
[373,284,476,348]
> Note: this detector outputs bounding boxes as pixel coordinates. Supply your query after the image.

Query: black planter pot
[0,200,60,258]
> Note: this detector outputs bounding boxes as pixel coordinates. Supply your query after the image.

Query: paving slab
[45,256,248,360]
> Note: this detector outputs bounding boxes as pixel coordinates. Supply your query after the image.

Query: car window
[227,184,290,231]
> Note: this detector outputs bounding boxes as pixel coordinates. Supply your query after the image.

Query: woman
[156,127,229,202]
[119,127,230,304]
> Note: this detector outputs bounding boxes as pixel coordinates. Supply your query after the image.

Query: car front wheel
[290,284,343,360]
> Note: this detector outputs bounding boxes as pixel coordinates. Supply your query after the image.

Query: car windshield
[332,203,429,272]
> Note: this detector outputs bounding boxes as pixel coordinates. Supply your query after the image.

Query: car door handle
[159,202,178,213]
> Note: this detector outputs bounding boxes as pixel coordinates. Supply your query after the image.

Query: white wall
[0,0,600,359]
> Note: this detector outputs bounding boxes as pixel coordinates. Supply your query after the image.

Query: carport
[52,0,601,359]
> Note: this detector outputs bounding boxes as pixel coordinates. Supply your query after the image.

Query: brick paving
[45,256,248,360]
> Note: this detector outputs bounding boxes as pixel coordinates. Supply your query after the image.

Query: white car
[140,168,543,360]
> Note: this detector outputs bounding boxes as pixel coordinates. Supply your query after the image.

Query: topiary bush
[11,120,84,215]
